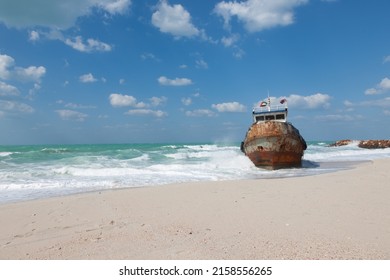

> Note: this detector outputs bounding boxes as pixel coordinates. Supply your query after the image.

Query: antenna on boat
[267,90,271,111]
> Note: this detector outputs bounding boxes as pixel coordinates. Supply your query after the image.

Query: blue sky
[0,0,390,145]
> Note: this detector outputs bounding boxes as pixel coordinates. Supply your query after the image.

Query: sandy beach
[1,159,389,260]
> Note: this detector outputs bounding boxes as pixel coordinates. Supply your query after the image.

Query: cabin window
[256,116,265,121]
[276,114,285,120]
[265,115,275,120]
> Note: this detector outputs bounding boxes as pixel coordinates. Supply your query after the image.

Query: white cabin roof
[252,105,288,123]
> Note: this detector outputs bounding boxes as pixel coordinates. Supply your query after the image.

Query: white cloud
[365,88,378,95]
[56,109,87,121]
[315,114,362,122]
[152,0,200,38]
[195,59,208,69]
[29,30,40,41]
[28,83,41,99]
[109,93,166,109]
[125,109,167,118]
[140,52,160,61]
[64,103,96,109]
[65,36,112,53]
[158,76,193,86]
[344,97,390,109]
[0,53,46,83]
[79,73,98,83]
[149,96,167,107]
[212,101,246,112]
[221,34,240,47]
[365,77,390,95]
[181,97,192,106]
[0,100,34,113]
[0,81,19,97]
[285,93,331,109]
[214,0,308,32]
[0,0,132,29]
[14,66,46,82]
[185,109,216,117]
[361,97,390,108]
[233,48,246,59]
[343,100,354,107]
[0,54,14,80]
[109,93,145,108]
[379,78,390,89]
[384,56,390,64]
[99,0,131,15]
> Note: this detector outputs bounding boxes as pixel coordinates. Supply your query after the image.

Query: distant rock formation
[358,140,390,149]
[329,139,353,147]
[330,139,390,149]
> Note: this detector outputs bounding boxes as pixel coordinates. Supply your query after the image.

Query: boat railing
[252,104,287,113]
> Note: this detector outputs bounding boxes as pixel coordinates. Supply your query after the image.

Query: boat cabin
[252,105,288,123]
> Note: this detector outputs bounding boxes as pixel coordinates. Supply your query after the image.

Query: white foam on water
[1,142,390,204]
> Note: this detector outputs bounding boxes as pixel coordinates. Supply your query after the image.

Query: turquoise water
[1,142,390,203]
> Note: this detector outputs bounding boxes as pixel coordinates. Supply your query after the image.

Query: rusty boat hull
[241,121,307,169]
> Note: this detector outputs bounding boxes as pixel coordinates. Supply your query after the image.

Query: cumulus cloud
[0,81,20,97]
[14,66,46,82]
[377,77,390,90]
[65,36,112,53]
[212,101,246,112]
[0,100,34,113]
[56,109,88,121]
[109,93,167,110]
[221,34,240,47]
[149,96,167,107]
[109,93,145,108]
[181,97,192,106]
[79,73,98,83]
[0,53,46,83]
[99,0,131,15]
[29,30,40,41]
[125,109,167,118]
[284,93,331,109]
[365,77,390,95]
[0,54,14,80]
[152,0,200,38]
[214,0,308,32]
[158,76,193,86]
[185,109,216,117]
[0,0,131,29]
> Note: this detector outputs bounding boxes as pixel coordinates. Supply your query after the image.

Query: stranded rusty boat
[241,98,307,169]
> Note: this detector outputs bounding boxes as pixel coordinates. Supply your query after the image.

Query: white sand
[1,159,389,259]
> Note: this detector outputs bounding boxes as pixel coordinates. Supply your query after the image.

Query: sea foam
[1,142,389,203]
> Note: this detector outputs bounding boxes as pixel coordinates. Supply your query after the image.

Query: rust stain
[242,121,306,169]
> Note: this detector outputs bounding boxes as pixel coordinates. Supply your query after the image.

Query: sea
[1,141,390,204]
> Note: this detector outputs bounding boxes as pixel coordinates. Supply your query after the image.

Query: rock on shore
[329,139,354,147]
[330,139,390,149]
[358,140,390,149]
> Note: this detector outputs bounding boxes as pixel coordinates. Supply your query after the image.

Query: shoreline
[1,159,389,259]
[0,159,370,206]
